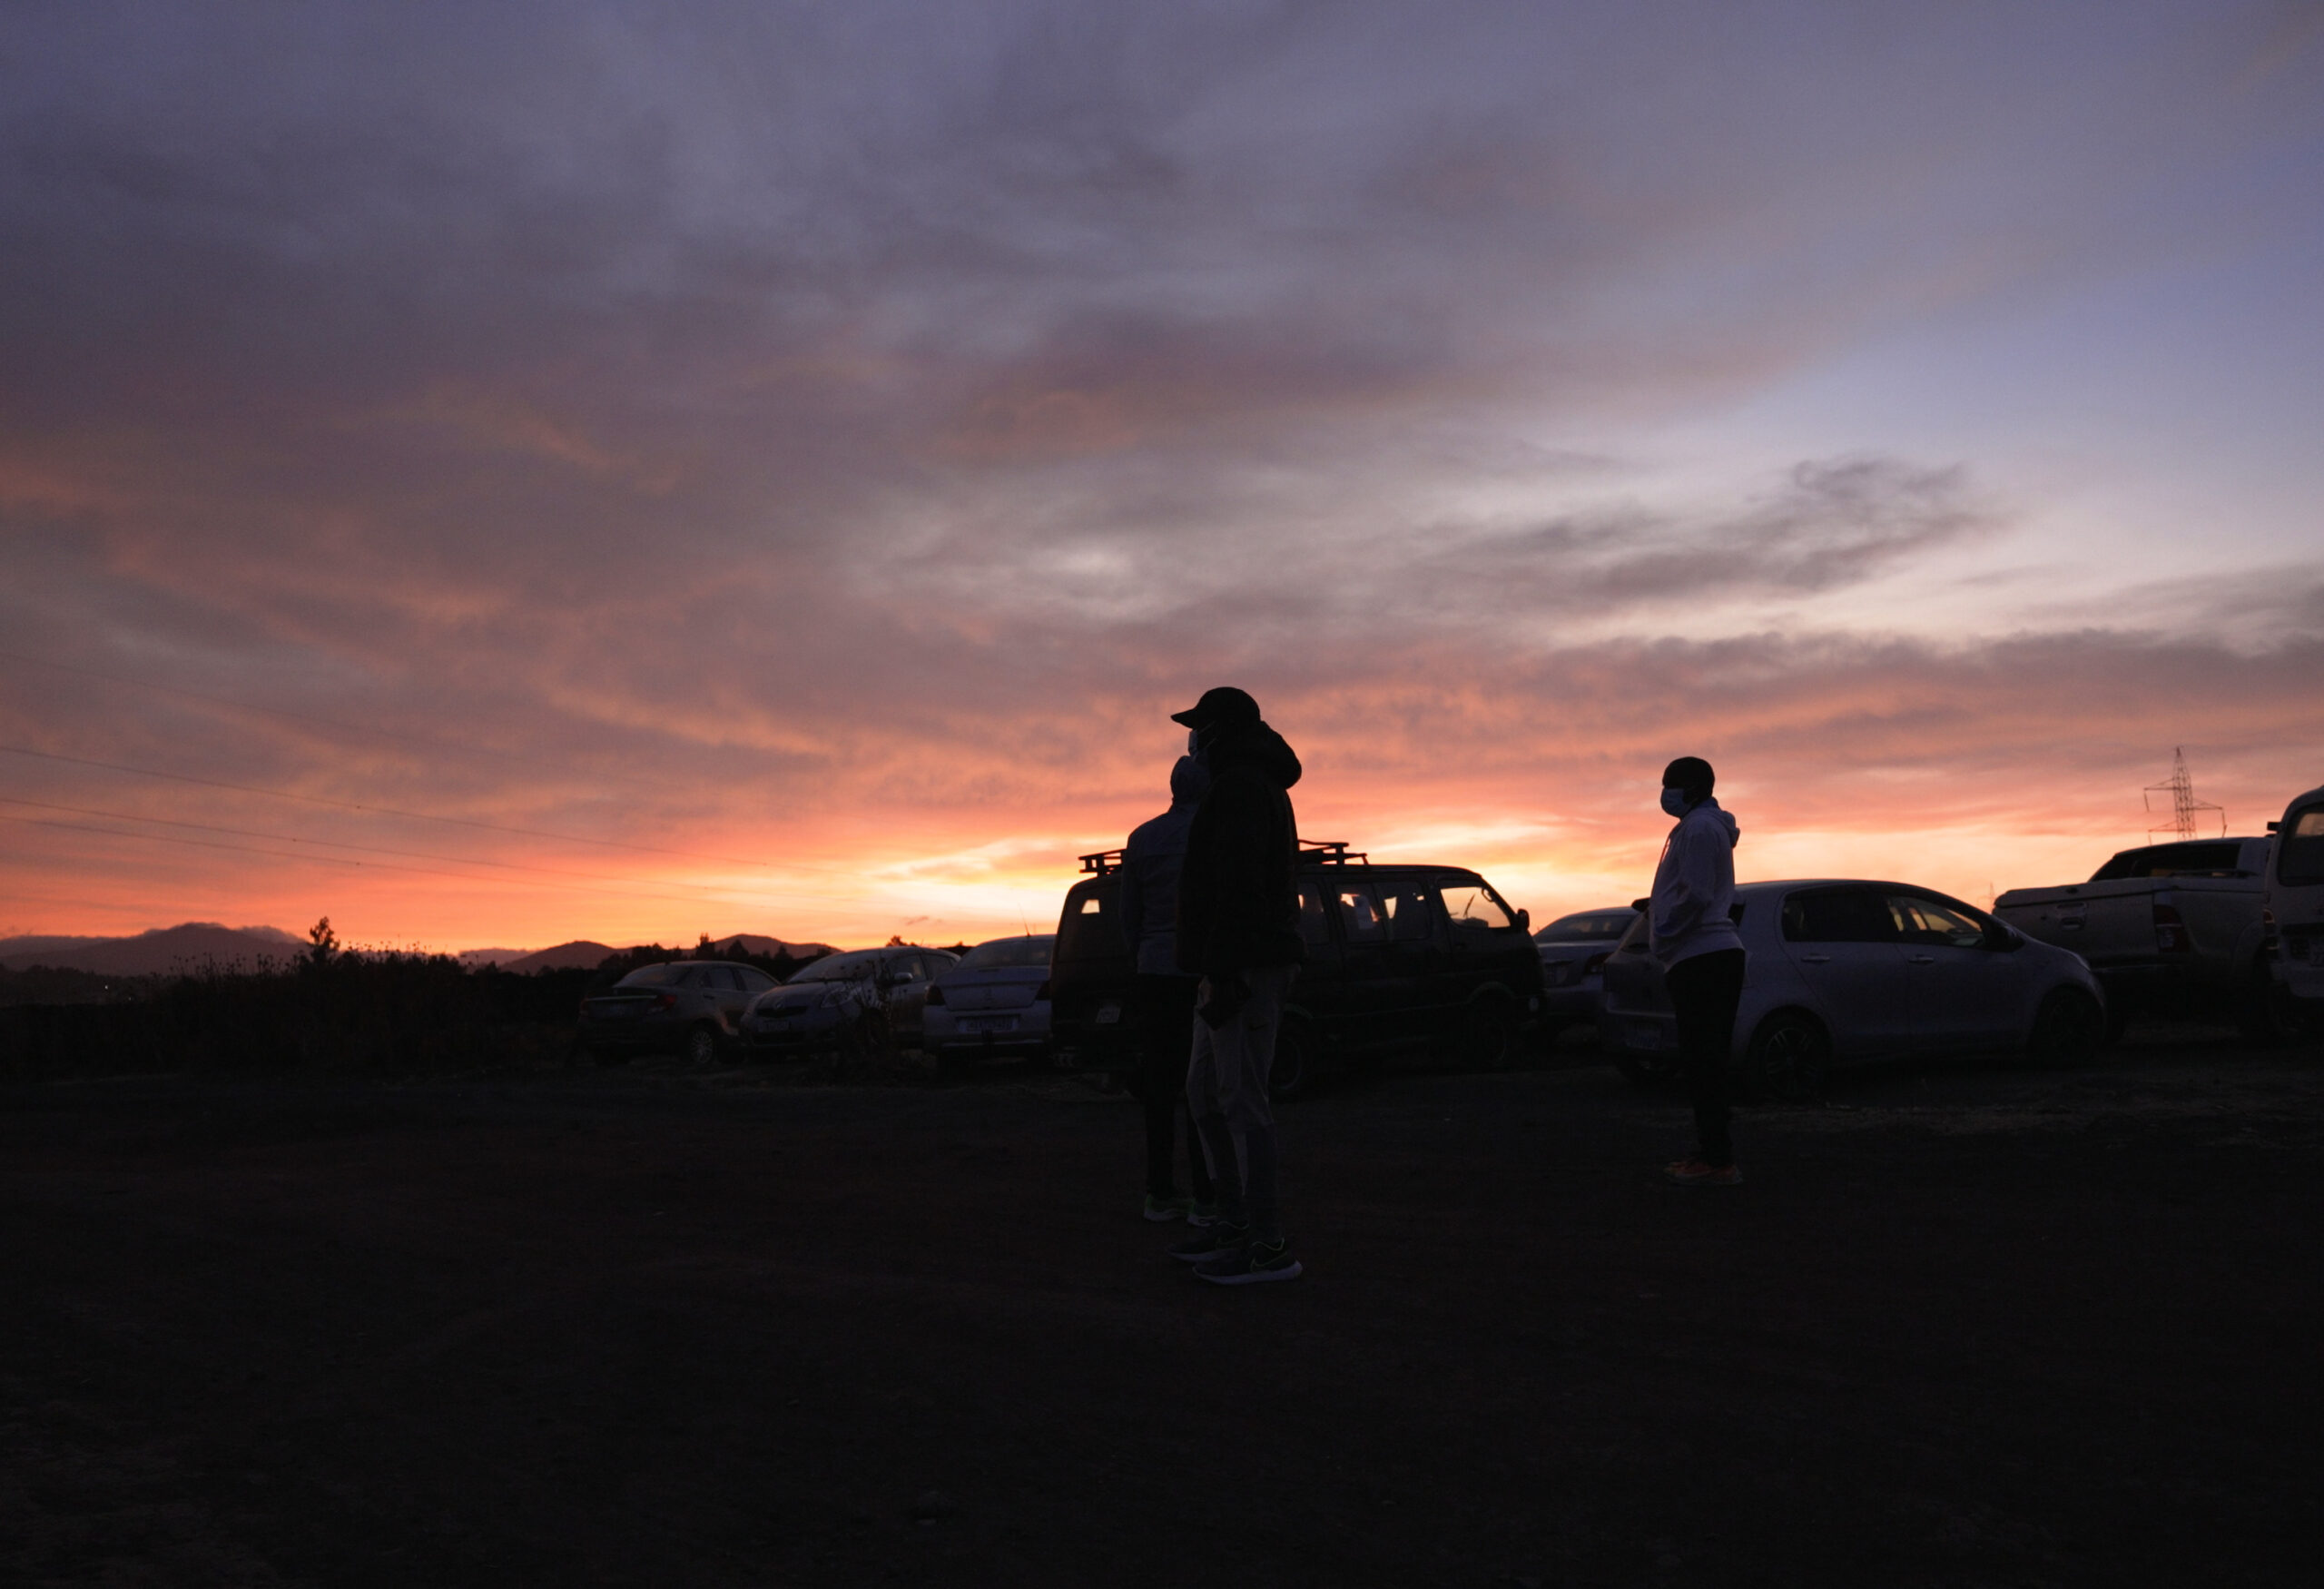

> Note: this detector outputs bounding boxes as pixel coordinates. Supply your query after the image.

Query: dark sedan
[1533,905,1640,1039]
[579,960,779,1064]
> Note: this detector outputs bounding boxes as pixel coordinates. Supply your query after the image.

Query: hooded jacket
[1649,797,1743,966]
[1174,720,1305,978]
[1118,755,1211,977]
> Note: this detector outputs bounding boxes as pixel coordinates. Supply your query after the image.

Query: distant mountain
[495,941,620,972]
[0,923,304,974]
[474,935,837,973]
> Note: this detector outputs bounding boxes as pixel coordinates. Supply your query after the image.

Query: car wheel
[1268,1018,1319,1101]
[1747,1012,1831,1102]
[1462,997,1519,1071]
[2026,987,2104,1067]
[684,1024,719,1066]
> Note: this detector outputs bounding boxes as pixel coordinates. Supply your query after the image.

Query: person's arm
[1118,839,1146,957]
[1651,823,1709,952]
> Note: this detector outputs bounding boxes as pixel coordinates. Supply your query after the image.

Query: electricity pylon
[2143,747,2224,842]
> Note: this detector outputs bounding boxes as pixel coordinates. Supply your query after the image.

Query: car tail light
[926,984,946,1005]
[1036,979,1052,1002]
[653,992,678,1010]
[2153,903,2190,953]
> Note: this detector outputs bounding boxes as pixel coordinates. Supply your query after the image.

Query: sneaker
[1170,1219,1247,1263]
[1185,1201,1222,1228]
[1143,1194,1194,1222]
[1663,1158,1743,1187]
[1197,1235,1303,1286]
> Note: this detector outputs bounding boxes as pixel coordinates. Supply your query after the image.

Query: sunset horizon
[5,2,2319,959]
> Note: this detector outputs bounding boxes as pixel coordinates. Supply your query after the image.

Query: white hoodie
[1649,797,1744,966]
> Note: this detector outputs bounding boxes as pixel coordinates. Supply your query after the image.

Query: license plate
[961,1015,1019,1033]
[1629,1022,1666,1051]
[1095,1003,1122,1025]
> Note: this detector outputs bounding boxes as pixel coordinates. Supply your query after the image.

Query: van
[2263,783,2324,1030]
[1048,841,1545,1097]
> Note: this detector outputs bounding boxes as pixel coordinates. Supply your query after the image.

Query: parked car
[1994,836,2274,1036]
[922,933,1056,1067]
[1533,906,1640,1039]
[579,959,780,1064]
[1600,879,2106,1098]
[1049,842,1545,1098]
[2264,782,2324,1031]
[740,945,957,1064]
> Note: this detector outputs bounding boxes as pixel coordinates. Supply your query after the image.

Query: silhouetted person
[1652,755,1746,1186]
[1166,686,1306,1284]
[1118,753,1216,1223]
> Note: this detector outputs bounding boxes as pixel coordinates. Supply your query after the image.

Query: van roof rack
[1080,840,1367,874]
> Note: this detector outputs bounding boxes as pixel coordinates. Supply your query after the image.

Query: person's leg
[1134,976,1180,1199]
[1668,949,1746,1168]
[1184,987,1245,1226]
[1196,966,1301,1282]
[1158,977,1214,1205]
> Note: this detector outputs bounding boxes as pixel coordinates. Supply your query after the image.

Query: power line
[0,647,673,794]
[0,742,796,869]
[0,794,769,902]
[0,812,855,909]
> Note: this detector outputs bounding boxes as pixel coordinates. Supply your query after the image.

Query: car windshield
[788,950,884,983]
[615,963,683,987]
[1536,911,1636,943]
[2091,841,2248,880]
[954,935,1055,972]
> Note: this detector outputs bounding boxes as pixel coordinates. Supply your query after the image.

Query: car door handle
[1800,953,1831,964]
[1906,954,1935,964]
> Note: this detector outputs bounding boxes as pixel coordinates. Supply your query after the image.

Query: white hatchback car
[921,933,1056,1068]
[1600,879,2107,1097]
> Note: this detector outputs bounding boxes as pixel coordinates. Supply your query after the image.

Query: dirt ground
[5,1026,2322,1587]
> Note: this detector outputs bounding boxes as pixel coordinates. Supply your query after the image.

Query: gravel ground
[4,1026,2320,1586]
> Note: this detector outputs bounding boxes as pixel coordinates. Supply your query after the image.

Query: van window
[2281,806,2324,886]
[1335,886,1385,943]
[1440,876,1517,933]
[1296,884,1333,949]
[1782,886,1897,943]
[1056,885,1123,963]
[1378,879,1442,943]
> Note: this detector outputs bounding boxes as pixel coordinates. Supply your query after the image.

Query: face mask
[1659,787,1692,817]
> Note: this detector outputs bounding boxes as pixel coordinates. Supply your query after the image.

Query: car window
[1440,876,1516,933]
[1378,878,1442,943]
[1889,893,1985,949]
[918,952,958,979]
[953,937,1054,972]
[2281,805,2324,886]
[1782,886,1897,943]
[1296,883,1333,949]
[615,962,680,987]
[738,968,774,992]
[790,949,882,982]
[885,957,922,983]
[701,966,736,991]
[1335,885,1385,943]
[676,965,708,988]
[1537,911,1636,942]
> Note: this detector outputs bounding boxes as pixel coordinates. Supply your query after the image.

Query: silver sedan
[1600,879,2107,1097]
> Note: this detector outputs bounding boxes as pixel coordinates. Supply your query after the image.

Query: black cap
[1170,686,1261,731]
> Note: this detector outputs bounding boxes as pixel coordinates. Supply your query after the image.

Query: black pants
[1133,974,1213,1202]
[1667,948,1746,1168]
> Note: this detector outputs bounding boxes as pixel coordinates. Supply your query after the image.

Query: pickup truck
[2263,783,2324,1032]
[1994,837,2274,1037]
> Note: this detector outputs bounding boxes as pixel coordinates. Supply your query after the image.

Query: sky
[3,0,2321,953]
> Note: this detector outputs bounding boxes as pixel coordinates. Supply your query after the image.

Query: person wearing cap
[1163,686,1307,1285]
[1650,755,1747,1186]
[1118,753,1217,1225]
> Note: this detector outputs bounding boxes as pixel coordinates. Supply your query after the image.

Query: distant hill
[494,941,621,972]
[468,935,837,973]
[0,923,304,974]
